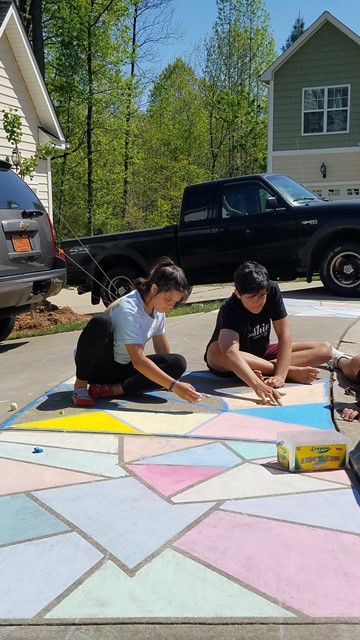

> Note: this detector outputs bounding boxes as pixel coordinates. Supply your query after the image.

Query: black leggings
[75,313,186,395]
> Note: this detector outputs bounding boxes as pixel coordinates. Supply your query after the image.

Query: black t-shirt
[204,281,287,359]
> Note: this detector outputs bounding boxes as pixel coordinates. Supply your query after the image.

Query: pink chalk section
[127,464,222,497]
[123,436,209,463]
[190,411,323,441]
[0,458,102,495]
[174,510,360,617]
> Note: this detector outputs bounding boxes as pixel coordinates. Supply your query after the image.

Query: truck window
[182,187,209,222]
[221,183,274,218]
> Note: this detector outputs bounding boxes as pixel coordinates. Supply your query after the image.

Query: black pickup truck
[61,173,360,305]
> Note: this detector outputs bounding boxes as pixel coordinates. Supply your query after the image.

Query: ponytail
[136,256,190,305]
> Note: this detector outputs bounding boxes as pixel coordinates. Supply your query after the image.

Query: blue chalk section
[133,442,241,468]
[237,403,335,430]
[0,494,69,545]
[227,441,278,460]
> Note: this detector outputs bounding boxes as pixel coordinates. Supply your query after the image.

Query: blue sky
[160,0,360,69]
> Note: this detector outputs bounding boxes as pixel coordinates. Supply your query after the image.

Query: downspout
[267,77,274,173]
[47,156,53,222]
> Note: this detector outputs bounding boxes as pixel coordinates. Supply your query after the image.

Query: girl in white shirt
[72,257,201,407]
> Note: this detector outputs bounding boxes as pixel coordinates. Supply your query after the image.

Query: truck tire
[319,242,360,296]
[100,266,137,307]
[0,316,16,342]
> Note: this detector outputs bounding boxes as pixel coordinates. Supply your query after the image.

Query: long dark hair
[136,256,191,306]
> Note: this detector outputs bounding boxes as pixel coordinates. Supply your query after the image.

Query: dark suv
[0,160,67,341]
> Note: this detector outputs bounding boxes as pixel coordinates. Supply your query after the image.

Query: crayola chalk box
[277,430,349,472]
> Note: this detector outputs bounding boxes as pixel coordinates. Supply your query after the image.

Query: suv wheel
[319,242,360,296]
[0,316,16,342]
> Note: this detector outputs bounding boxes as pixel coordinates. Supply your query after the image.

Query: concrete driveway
[1,282,360,637]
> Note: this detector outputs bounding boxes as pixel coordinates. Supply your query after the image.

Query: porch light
[11,145,22,172]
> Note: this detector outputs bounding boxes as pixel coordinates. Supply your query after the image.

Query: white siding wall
[272,149,360,200]
[0,33,49,209]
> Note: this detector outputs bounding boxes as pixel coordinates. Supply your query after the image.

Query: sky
[159,0,360,70]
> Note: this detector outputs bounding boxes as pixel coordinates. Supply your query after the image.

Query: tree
[281,13,305,52]
[200,0,276,178]
[17,0,45,78]
[44,0,130,237]
[133,58,208,227]
[120,0,178,219]
[1,107,53,178]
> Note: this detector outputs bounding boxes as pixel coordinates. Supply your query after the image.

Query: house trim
[260,11,360,84]
[267,81,274,172]
[273,147,360,156]
[0,4,65,146]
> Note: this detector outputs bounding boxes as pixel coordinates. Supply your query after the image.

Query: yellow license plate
[12,234,31,252]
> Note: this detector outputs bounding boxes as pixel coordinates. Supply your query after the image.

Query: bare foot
[287,366,320,384]
[341,405,360,422]
[254,369,265,381]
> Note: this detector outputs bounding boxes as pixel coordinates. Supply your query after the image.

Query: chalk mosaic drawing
[1,370,359,621]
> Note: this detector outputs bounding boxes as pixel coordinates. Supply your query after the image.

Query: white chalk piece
[9,402,18,411]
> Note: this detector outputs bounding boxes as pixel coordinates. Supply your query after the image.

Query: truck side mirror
[266,196,278,210]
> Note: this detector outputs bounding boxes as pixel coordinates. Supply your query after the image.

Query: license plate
[12,233,31,252]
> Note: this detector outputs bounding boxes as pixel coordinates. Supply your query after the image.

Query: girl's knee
[321,342,333,359]
[351,354,360,369]
[87,312,112,337]
[172,353,187,377]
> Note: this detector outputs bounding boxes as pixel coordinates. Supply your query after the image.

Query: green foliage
[133,58,210,225]
[200,0,276,178]
[1,108,54,179]
[45,0,131,238]
[32,0,275,239]
[282,13,305,52]
[2,108,22,146]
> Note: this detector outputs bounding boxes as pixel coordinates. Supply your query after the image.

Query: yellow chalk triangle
[13,411,140,434]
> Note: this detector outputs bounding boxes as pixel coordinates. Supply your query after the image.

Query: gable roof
[0,0,66,148]
[260,11,360,84]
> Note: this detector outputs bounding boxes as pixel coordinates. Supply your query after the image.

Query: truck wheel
[100,267,137,307]
[319,242,360,296]
[0,316,16,342]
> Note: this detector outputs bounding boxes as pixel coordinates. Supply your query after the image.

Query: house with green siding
[260,11,360,200]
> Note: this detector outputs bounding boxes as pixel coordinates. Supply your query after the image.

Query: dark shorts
[204,342,279,377]
[263,343,279,361]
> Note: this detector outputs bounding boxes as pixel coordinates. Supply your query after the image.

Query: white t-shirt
[107,289,165,364]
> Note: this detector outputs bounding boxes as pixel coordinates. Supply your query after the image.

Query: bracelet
[168,379,177,392]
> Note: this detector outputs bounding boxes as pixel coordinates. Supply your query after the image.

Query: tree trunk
[30,0,45,78]
[121,1,138,219]
[86,17,94,236]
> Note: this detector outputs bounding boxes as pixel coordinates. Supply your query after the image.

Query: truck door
[177,184,219,283]
[212,180,297,280]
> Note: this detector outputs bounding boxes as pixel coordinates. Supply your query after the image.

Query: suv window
[0,168,45,210]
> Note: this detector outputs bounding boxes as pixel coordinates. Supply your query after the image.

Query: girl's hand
[173,381,202,403]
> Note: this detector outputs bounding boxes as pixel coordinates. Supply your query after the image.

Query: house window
[302,85,349,134]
